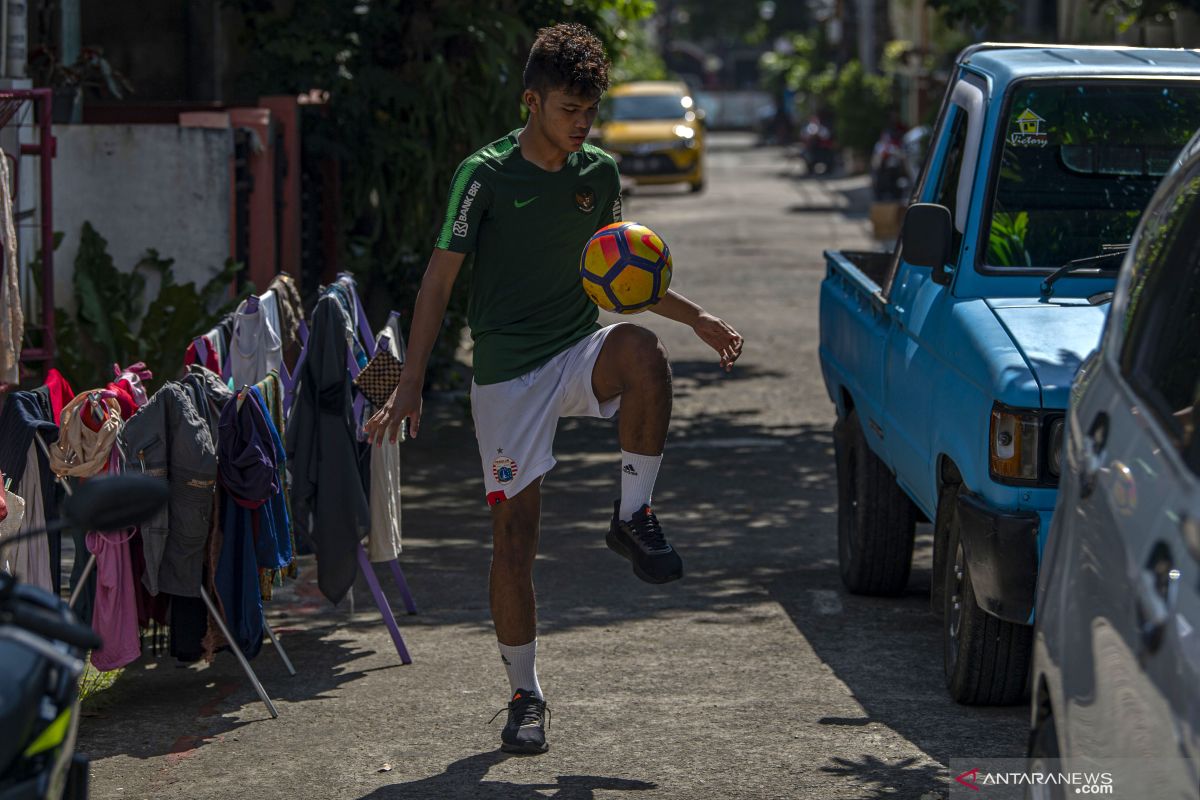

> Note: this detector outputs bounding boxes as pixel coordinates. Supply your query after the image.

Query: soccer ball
[579,221,672,314]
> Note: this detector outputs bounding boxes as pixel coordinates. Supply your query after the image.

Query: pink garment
[84,449,141,671]
[85,528,141,671]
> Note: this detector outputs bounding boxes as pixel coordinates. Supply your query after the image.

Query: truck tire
[835,409,916,595]
[941,484,1033,705]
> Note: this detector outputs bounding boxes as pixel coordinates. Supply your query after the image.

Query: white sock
[619,450,663,521]
[498,639,543,699]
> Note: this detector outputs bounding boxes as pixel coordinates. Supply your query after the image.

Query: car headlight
[1047,418,1064,477]
[673,124,697,149]
[989,405,1041,482]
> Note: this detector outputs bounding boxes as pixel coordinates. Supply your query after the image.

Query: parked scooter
[870,126,909,201]
[0,474,167,800]
[798,116,838,175]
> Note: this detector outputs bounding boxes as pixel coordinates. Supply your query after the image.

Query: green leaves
[53,223,247,393]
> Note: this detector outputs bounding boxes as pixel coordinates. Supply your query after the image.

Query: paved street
[78,133,1026,799]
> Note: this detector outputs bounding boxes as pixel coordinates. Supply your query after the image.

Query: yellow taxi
[597,81,705,193]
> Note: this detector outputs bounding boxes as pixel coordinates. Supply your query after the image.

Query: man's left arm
[649,290,744,373]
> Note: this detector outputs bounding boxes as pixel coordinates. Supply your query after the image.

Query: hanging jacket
[286,294,370,604]
[180,364,234,440]
[120,384,218,597]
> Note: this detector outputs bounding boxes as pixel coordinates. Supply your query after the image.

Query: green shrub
[50,222,246,392]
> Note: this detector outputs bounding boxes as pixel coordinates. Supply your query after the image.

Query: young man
[364,23,743,755]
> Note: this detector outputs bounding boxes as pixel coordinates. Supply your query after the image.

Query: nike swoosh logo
[514,196,538,208]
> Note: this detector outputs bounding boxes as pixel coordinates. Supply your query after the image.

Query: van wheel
[835,409,916,595]
[689,179,705,193]
[942,484,1033,705]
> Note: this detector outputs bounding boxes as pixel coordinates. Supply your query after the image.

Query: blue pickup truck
[818,44,1200,705]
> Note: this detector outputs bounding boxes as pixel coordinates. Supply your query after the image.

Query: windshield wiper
[1040,244,1129,298]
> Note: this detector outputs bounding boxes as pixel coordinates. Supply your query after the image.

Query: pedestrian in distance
[363,22,744,756]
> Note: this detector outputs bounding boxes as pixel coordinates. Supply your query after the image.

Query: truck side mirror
[902,203,953,285]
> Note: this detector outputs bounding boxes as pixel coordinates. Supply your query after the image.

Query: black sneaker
[490,689,549,755]
[606,501,683,584]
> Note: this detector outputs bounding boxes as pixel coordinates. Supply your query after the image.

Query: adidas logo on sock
[500,655,511,666]
[622,464,638,476]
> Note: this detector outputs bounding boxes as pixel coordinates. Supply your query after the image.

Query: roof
[964,44,1200,84]
[609,81,690,97]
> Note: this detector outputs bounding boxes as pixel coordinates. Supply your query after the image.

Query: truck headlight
[1047,418,1064,477]
[990,406,1040,481]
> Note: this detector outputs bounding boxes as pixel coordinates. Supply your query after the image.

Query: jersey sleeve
[434,156,492,253]
[598,153,623,228]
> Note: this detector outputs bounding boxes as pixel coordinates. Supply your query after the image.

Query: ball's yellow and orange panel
[611,263,656,308]
[582,279,616,311]
[582,232,622,279]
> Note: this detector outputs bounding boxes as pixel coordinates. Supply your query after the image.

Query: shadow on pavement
[820,753,946,799]
[359,750,657,799]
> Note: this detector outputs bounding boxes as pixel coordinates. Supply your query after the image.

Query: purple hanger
[336,272,376,358]
[193,336,210,367]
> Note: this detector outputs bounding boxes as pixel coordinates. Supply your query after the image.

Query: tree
[228,0,655,382]
[925,0,1016,29]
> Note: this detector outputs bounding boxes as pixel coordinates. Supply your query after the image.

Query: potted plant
[29,46,132,123]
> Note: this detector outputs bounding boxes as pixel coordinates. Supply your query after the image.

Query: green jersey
[436,130,622,385]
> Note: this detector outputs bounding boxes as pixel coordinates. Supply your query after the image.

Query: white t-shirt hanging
[229,293,282,389]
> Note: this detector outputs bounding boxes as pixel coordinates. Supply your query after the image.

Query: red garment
[185,336,220,374]
[43,368,75,425]
[105,382,139,420]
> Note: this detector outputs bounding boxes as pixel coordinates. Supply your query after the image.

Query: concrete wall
[51,124,232,313]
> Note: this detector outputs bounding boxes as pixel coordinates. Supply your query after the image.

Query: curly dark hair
[523,23,610,99]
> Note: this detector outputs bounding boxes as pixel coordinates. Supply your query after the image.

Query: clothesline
[0,268,417,695]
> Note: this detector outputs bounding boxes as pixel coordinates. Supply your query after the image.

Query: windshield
[984,81,1200,270]
[608,94,689,122]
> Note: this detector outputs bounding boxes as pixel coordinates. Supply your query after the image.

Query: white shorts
[471,325,621,506]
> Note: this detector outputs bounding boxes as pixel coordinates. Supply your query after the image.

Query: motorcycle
[0,474,167,800]
[798,116,838,175]
[870,127,909,201]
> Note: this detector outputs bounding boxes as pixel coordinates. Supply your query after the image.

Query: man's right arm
[365,247,465,444]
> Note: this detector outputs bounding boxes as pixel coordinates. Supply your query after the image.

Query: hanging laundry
[104,362,152,421]
[185,336,221,374]
[180,364,233,439]
[229,294,282,389]
[0,391,60,592]
[6,446,49,590]
[203,315,235,373]
[268,273,303,354]
[43,368,76,425]
[0,154,22,386]
[367,326,402,563]
[218,386,291,572]
[85,525,141,671]
[120,384,218,598]
[286,294,370,604]
[49,392,122,478]
[0,488,26,573]
[252,371,296,596]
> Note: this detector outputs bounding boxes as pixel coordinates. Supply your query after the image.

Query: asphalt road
[78,133,1026,799]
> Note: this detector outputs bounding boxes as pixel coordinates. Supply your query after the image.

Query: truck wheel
[835,409,916,595]
[941,485,1033,705]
